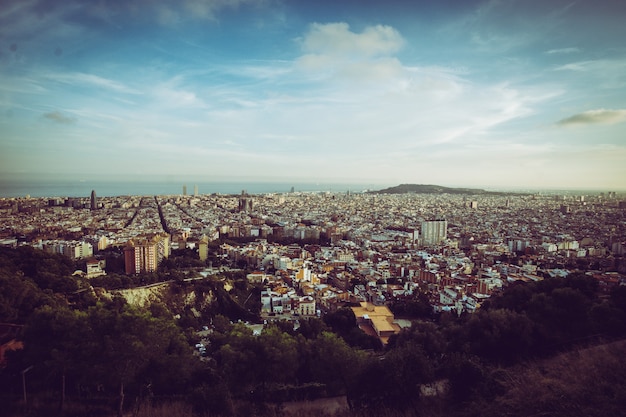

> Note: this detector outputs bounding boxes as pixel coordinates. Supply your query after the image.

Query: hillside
[477,339,626,417]
[371,183,518,195]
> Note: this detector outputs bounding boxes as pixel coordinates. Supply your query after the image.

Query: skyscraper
[421,219,447,246]
[182,185,187,196]
[198,234,209,262]
[239,190,253,212]
[194,184,198,196]
[90,189,97,210]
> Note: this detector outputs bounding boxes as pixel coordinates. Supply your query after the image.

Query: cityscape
[2,0,626,415]
[1,183,625,415]
[1,185,626,325]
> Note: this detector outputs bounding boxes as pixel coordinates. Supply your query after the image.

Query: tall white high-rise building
[421,219,447,246]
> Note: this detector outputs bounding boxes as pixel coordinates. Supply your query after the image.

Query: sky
[1,0,626,191]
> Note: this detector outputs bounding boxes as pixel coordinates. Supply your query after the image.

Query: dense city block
[1,188,626,416]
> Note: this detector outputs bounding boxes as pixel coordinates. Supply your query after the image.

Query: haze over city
[1,0,626,190]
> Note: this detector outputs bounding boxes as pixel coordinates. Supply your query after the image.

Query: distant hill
[371,184,518,195]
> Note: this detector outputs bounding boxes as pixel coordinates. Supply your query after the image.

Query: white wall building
[421,220,447,246]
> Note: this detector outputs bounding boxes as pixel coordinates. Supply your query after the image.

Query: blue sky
[1,0,625,190]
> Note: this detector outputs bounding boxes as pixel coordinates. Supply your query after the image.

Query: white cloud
[554,59,626,74]
[554,60,594,72]
[0,76,48,95]
[165,23,542,163]
[152,86,203,108]
[294,22,408,88]
[557,109,626,126]
[44,72,140,94]
[545,47,580,55]
[299,22,404,58]
[551,58,626,91]
[336,57,405,82]
[225,62,292,81]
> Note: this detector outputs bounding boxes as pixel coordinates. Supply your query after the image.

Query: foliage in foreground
[1,246,626,417]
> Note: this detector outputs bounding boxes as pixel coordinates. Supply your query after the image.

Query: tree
[20,305,92,412]
[465,308,535,365]
[87,303,181,417]
[488,281,535,312]
[444,353,489,404]
[527,287,591,350]
[388,321,446,361]
[382,343,434,410]
[0,268,56,323]
[323,307,357,335]
[296,317,329,340]
[609,285,626,315]
[20,299,194,416]
[215,323,260,395]
[308,332,365,400]
[255,325,299,388]
[189,367,233,416]
[322,307,380,348]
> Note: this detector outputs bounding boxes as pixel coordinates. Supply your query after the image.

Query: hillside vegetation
[1,246,626,417]
[370,184,521,195]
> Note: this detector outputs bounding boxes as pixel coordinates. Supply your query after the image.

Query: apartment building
[124,233,170,274]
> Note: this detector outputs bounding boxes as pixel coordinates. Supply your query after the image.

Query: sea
[0,179,381,198]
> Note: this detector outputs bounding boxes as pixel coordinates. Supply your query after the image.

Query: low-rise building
[351,302,401,345]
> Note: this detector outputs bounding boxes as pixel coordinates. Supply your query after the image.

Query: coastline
[0,180,379,198]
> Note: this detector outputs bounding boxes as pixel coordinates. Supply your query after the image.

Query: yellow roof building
[351,302,401,345]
